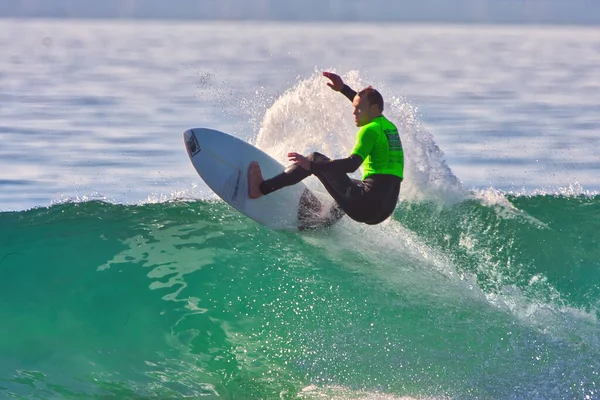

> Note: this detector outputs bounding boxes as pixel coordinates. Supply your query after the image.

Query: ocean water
[1,19,599,399]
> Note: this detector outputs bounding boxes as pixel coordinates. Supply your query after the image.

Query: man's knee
[307,152,330,163]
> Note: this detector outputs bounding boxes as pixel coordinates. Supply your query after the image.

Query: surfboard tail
[297,188,345,231]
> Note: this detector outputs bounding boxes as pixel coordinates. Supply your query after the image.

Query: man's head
[352,86,384,127]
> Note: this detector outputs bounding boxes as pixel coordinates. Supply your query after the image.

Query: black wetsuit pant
[259,152,401,228]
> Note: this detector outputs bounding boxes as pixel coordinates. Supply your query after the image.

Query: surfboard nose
[183,129,201,157]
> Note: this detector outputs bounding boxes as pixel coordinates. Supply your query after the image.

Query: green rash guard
[351,115,404,180]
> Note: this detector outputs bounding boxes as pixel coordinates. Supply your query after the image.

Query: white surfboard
[183,128,342,230]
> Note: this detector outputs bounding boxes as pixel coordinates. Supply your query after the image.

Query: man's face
[352,95,372,127]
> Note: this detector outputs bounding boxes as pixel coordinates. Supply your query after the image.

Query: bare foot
[248,161,264,199]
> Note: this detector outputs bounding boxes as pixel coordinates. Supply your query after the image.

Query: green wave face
[0,196,599,399]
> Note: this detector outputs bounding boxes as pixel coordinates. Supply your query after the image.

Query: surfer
[248,71,403,227]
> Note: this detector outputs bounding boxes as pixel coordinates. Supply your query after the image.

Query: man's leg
[248,160,312,199]
[248,153,331,199]
[311,169,362,213]
[361,178,401,225]
[248,153,364,222]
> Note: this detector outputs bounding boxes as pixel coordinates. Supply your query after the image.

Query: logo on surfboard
[186,130,201,156]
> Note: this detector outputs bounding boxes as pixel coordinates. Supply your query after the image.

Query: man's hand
[288,152,310,170]
[322,71,344,91]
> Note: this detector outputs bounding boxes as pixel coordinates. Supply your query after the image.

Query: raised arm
[322,71,356,102]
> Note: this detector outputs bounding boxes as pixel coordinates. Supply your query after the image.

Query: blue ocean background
[1,19,600,399]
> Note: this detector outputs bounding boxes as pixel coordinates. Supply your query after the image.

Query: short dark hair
[357,86,384,112]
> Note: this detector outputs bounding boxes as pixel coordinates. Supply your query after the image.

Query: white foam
[49,192,114,207]
[469,187,549,228]
[509,181,600,198]
[298,384,450,400]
